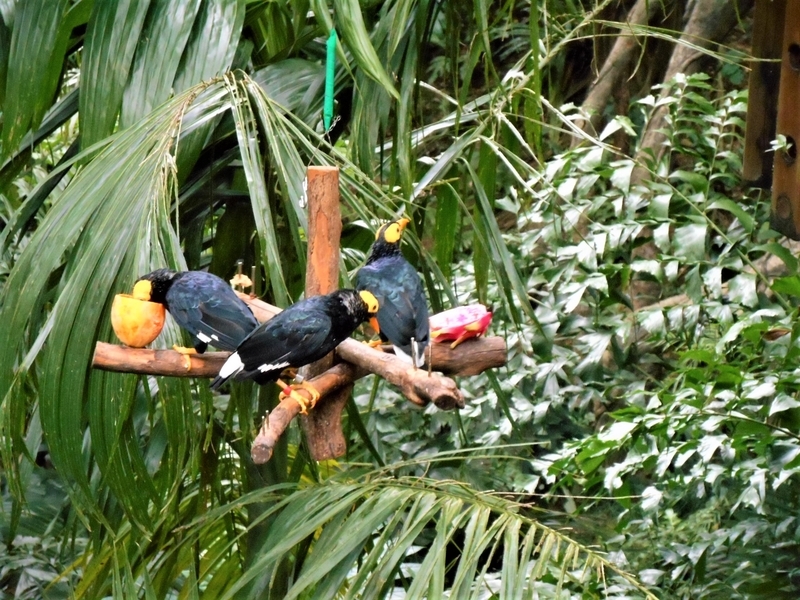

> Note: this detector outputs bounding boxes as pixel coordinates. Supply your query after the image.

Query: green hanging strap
[324,28,337,133]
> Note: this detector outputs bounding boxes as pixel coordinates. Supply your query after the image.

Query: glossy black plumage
[356,219,429,366]
[135,269,258,353]
[210,289,378,389]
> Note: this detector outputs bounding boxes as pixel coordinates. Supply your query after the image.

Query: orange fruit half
[111,293,165,347]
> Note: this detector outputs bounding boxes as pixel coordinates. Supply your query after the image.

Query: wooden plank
[743,0,785,185]
[771,0,800,238]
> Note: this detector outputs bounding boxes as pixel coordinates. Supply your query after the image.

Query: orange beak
[369,316,381,334]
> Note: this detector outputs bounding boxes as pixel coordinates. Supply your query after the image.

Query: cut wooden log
[743,0,786,186]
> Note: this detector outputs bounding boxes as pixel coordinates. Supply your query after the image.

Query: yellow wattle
[132,279,152,301]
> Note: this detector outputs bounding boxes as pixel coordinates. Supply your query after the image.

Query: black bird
[356,218,429,367]
[210,289,379,412]
[134,269,258,367]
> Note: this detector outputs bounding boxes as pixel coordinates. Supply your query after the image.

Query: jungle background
[0,0,797,597]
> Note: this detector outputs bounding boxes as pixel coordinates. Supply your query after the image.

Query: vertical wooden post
[742,0,785,186]
[300,166,350,461]
[770,1,800,238]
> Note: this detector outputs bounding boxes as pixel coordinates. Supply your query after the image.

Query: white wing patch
[218,352,244,379]
[392,345,413,364]
[392,342,425,368]
[257,361,290,373]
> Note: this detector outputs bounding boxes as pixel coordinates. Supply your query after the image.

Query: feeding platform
[92,166,508,464]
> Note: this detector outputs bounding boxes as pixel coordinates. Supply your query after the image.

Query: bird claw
[172,345,197,370]
[276,380,321,415]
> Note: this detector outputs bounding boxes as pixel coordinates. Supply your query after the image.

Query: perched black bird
[356,218,429,367]
[134,269,258,366]
[210,289,379,411]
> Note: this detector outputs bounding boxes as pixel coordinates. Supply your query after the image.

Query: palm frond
[151,476,658,599]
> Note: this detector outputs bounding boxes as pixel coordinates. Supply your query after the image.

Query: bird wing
[235,303,334,380]
[357,259,429,362]
[167,274,257,351]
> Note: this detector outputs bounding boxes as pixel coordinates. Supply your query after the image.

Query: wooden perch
[236,293,507,378]
[251,363,361,463]
[95,293,506,381]
[337,339,463,409]
[248,341,470,463]
[92,335,505,380]
[93,342,224,376]
[93,293,507,464]
[301,165,350,461]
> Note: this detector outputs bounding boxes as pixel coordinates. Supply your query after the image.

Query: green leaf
[331,0,400,101]
[1,0,70,157]
[754,242,798,272]
[669,169,707,192]
[463,152,539,326]
[252,58,324,122]
[771,276,800,298]
[0,12,11,110]
[0,80,243,530]
[707,197,754,234]
[172,0,245,174]
[434,183,459,281]
[120,0,203,128]
[172,0,244,92]
[726,272,757,308]
[81,0,153,146]
[672,222,707,262]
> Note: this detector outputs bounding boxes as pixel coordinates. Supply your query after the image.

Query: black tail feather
[210,374,227,390]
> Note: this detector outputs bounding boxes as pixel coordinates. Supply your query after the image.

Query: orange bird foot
[276,380,321,415]
[172,345,197,370]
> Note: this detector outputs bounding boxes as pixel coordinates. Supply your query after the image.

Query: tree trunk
[574,0,666,142]
[631,0,755,184]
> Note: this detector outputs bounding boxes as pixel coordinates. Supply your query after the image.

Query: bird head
[366,218,410,263]
[375,218,410,244]
[133,269,177,303]
[358,290,381,333]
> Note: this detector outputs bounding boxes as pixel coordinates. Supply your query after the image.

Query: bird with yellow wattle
[129,269,259,369]
[356,218,430,368]
[211,289,379,414]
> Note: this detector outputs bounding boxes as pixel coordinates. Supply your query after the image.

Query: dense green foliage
[0,0,793,598]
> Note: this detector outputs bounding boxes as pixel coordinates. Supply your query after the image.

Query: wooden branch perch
[92,335,506,380]
[92,294,507,464]
[251,363,361,463]
[301,165,350,461]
